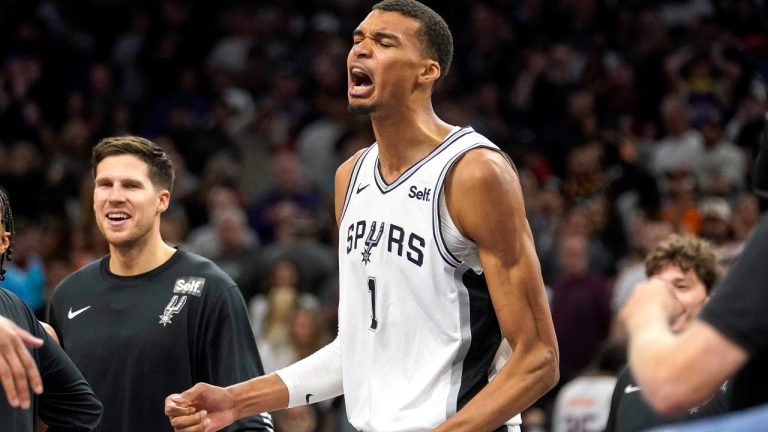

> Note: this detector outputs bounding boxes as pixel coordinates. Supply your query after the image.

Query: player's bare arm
[434,148,559,431]
[166,374,288,432]
[622,278,747,414]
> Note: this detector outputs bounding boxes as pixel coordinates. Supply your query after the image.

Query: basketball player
[0,190,103,430]
[166,1,558,431]
[619,115,768,416]
[605,234,728,432]
[47,137,274,431]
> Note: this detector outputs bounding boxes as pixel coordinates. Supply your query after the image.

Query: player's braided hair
[0,189,15,281]
[373,0,454,81]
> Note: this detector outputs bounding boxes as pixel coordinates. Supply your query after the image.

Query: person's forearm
[627,308,678,389]
[229,373,289,419]
[626,306,703,414]
[434,343,558,432]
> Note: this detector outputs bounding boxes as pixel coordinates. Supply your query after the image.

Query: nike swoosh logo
[306,393,313,404]
[624,384,642,394]
[356,184,370,194]
[68,306,92,319]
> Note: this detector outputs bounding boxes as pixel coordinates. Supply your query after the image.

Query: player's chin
[348,101,376,115]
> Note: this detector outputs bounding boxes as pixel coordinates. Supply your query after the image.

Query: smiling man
[166,1,558,431]
[48,136,273,432]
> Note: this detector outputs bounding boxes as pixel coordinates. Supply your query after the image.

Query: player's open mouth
[349,66,374,97]
[106,212,131,226]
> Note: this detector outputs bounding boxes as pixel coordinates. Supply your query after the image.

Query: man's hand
[166,383,236,432]
[621,277,683,333]
[0,315,43,408]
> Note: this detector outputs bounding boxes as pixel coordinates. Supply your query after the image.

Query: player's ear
[418,59,441,85]
[157,189,171,214]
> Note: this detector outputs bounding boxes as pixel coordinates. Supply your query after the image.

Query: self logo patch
[173,277,205,297]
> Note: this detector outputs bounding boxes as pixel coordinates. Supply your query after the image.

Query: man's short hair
[373,0,453,80]
[645,234,723,293]
[92,136,174,191]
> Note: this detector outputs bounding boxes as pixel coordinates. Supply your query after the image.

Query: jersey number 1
[368,277,378,331]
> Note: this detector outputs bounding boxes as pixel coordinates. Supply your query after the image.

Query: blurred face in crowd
[347,10,434,115]
[557,234,589,278]
[93,155,169,249]
[653,264,708,332]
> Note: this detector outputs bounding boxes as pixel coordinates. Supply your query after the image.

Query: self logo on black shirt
[173,277,206,297]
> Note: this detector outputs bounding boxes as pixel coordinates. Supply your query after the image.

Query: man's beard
[348,103,376,115]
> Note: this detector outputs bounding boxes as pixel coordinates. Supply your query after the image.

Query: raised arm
[621,278,747,414]
[434,148,559,431]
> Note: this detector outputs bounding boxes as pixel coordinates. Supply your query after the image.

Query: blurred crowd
[1,0,767,430]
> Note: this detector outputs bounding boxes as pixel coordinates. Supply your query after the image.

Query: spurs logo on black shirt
[159,295,187,326]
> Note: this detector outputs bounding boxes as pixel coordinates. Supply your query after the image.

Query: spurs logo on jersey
[345,219,425,267]
[159,295,187,326]
[361,221,384,264]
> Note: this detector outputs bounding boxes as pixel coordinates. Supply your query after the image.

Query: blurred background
[0,0,767,431]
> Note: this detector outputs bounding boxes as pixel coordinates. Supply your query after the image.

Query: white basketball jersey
[338,127,521,431]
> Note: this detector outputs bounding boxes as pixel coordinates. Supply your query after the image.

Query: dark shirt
[604,366,728,432]
[699,214,768,410]
[0,288,102,431]
[49,249,273,431]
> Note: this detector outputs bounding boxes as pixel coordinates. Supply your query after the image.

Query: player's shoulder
[52,258,104,299]
[0,288,41,335]
[172,248,236,292]
[450,145,517,189]
[336,146,370,180]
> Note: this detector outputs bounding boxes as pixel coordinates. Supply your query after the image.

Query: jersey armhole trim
[340,145,375,222]
[432,143,500,268]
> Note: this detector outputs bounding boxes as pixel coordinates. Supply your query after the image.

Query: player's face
[93,154,169,249]
[0,215,9,255]
[653,264,708,332]
[347,10,431,114]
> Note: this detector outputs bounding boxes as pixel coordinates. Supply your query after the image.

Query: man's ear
[157,189,171,214]
[418,59,441,85]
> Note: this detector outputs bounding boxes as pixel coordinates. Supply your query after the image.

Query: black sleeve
[603,367,628,432]
[35,324,103,431]
[2,289,102,431]
[752,114,768,196]
[699,215,768,355]
[198,285,273,432]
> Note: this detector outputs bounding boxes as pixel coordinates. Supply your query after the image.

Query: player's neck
[371,106,454,183]
[108,231,176,276]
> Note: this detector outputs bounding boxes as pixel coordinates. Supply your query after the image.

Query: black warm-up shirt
[49,249,273,431]
[0,288,102,431]
[699,215,768,411]
[604,366,728,432]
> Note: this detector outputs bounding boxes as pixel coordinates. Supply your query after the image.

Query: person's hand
[166,383,236,432]
[0,315,44,408]
[621,277,683,331]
